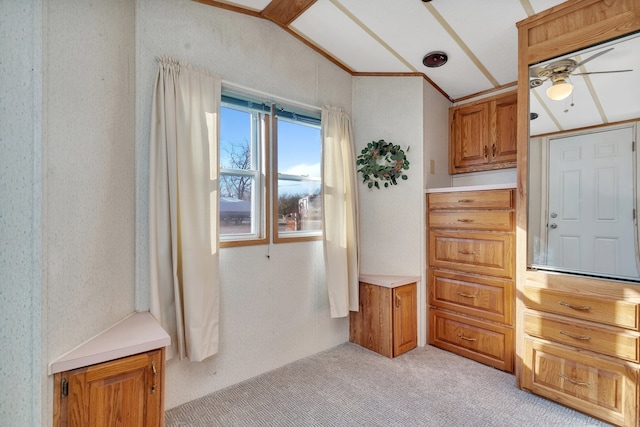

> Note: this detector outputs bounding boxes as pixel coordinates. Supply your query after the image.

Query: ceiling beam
[261,0,317,26]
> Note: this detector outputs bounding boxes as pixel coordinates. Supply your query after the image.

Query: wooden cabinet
[521,274,640,426]
[427,187,515,372]
[350,277,417,358]
[449,91,517,174]
[54,348,165,427]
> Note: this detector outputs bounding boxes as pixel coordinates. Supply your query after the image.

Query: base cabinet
[523,339,638,427]
[350,280,417,358]
[427,188,515,372]
[54,348,165,427]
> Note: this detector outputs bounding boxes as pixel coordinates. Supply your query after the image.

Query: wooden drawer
[523,338,638,427]
[428,210,514,231]
[429,309,513,372]
[429,269,513,325]
[428,189,514,210]
[429,231,514,278]
[524,286,640,330]
[525,312,640,362]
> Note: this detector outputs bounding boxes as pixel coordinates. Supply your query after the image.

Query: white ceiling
[204,0,640,135]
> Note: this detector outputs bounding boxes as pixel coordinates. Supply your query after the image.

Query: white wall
[0,1,43,425]
[352,76,450,345]
[135,0,353,409]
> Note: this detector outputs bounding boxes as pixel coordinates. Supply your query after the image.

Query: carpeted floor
[165,342,610,426]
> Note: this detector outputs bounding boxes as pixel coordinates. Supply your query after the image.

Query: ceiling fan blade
[573,69,633,75]
[574,47,614,67]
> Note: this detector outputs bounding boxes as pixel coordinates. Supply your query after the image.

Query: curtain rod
[221,80,321,113]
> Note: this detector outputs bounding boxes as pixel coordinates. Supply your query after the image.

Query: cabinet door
[393,284,417,357]
[490,93,517,164]
[450,102,490,172]
[55,349,164,427]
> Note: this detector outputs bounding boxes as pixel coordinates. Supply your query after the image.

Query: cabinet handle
[559,374,590,387]
[456,219,475,223]
[456,333,476,342]
[395,295,401,309]
[483,145,488,158]
[456,292,476,298]
[559,301,592,311]
[559,330,592,341]
[151,361,157,395]
[458,250,476,255]
[491,144,496,158]
[457,199,475,203]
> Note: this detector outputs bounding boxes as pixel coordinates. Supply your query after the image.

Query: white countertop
[359,274,420,288]
[425,183,516,193]
[49,311,171,374]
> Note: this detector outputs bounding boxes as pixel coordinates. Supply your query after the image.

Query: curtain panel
[321,107,360,318]
[149,56,221,362]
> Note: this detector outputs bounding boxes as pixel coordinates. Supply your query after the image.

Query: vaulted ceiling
[196,0,640,135]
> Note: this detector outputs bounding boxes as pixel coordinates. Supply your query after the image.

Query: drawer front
[524,286,640,330]
[429,270,513,325]
[524,312,640,362]
[428,189,514,210]
[429,231,514,278]
[429,309,513,372]
[523,338,638,427]
[428,210,514,231]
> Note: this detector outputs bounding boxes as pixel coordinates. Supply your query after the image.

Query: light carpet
[165,342,609,426]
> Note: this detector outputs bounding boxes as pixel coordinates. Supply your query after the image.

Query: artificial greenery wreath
[356,139,410,189]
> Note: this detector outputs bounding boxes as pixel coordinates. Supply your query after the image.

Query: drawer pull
[559,330,592,341]
[456,219,475,223]
[456,333,476,342]
[457,199,475,203]
[458,250,476,255]
[559,374,590,387]
[456,292,476,298]
[559,301,591,311]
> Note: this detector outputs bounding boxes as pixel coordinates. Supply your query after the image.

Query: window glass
[275,116,322,239]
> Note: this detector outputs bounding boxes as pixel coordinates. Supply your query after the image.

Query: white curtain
[149,56,220,362]
[322,106,360,318]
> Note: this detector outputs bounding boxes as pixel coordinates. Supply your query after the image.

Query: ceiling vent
[423,51,447,68]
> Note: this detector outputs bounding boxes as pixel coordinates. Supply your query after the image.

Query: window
[219,91,322,246]
[273,109,322,242]
[219,95,269,246]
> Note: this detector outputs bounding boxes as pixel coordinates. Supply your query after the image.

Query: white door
[546,127,637,277]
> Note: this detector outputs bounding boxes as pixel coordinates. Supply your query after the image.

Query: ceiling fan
[529,47,633,101]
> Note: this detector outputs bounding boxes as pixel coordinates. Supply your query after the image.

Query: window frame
[219,96,270,248]
[218,90,322,247]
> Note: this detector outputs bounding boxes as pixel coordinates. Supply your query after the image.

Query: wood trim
[531,116,640,139]
[453,82,517,104]
[192,0,263,18]
[515,0,640,390]
[261,0,317,26]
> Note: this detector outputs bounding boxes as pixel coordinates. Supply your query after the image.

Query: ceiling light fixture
[423,51,447,68]
[546,76,573,101]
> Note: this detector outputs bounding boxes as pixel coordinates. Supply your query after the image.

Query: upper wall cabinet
[449,91,517,174]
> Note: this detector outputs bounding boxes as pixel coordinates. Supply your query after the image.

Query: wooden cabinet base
[53,348,165,427]
[429,309,513,372]
[350,281,417,358]
[523,339,638,427]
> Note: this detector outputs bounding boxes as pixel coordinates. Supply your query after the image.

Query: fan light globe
[546,79,573,101]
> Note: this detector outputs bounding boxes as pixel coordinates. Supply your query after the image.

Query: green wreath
[356,139,410,189]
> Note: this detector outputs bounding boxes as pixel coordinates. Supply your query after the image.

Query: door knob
[550,212,558,218]
[550,223,558,229]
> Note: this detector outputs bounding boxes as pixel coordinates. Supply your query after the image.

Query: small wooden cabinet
[350,275,418,358]
[54,349,165,427]
[427,187,515,372]
[50,312,171,427]
[449,91,517,174]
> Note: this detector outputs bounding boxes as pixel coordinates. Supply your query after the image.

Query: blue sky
[220,106,321,196]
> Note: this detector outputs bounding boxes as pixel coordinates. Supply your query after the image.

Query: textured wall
[0,1,43,425]
[135,0,353,409]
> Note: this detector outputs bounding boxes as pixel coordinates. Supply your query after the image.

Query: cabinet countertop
[359,274,420,288]
[49,311,170,374]
[425,183,516,193]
